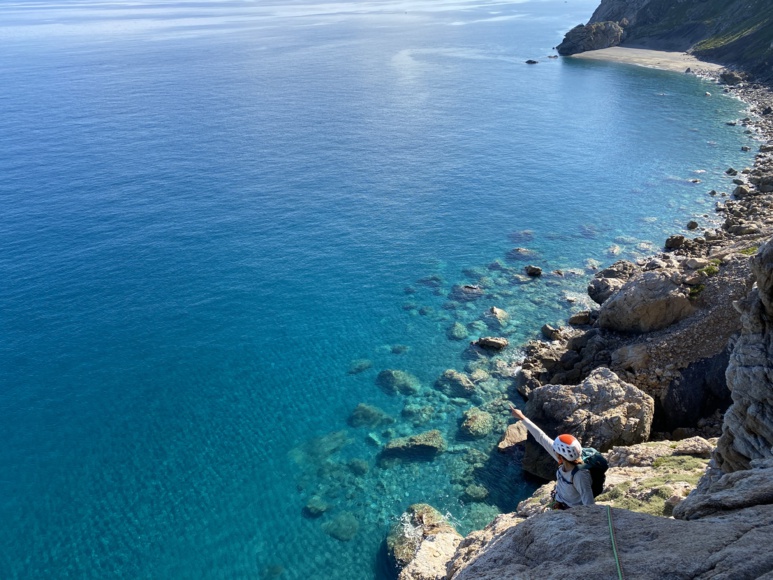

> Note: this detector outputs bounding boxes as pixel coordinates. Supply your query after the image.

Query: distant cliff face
[561,0,773,78]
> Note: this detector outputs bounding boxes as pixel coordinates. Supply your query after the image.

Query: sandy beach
[569,46,725,73]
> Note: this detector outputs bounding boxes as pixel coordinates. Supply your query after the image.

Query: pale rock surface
[399,533,462,580]
[446,513,524,579]
[715,239,773,471]
[448,504,773,580]
[675,458,773,520]
[497,422,527,451]
[599,270,694,333]
[587,260,636,304]
[388,504,462,580]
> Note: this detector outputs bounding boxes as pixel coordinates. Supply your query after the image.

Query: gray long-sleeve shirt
[520,417,594,507]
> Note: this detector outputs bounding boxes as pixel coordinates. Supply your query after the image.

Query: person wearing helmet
[509,405,594,509]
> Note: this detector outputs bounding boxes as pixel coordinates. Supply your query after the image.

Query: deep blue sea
[0,0,756,578]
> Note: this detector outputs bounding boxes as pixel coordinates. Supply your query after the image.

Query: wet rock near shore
[471,336,508,351]
[556,21,624,56]
[387,504,462,580]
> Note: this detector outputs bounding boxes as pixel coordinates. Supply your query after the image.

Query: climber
[509,405,594,509]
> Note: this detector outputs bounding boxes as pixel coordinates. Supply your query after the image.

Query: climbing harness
[607,505,624,580]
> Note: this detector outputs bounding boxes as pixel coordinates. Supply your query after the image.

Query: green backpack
[571,447,609,497]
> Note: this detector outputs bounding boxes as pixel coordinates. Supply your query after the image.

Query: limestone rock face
[599,270,695,333]
[587,260,636,305]
[447,504,773,580]
[497,422,527,451]
[446,513,524,579]
[715,239,773,471]
[675,458,773,521]
[556,21,624,56]
[523,368,654,480]
[387,504,461,580]
[587,276,626,305]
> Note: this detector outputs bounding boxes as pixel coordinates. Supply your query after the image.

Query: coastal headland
[387,2,773,578]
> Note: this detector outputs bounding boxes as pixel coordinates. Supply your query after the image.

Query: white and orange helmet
[552,434,582,461]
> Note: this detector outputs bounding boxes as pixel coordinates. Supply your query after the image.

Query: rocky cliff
[392,239,773,580]
[557,0,773,79]
[714,240,773,471]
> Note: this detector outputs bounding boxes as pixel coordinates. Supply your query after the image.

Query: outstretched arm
[509,404,558,462]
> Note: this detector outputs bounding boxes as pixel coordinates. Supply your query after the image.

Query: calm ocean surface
[0,0,755,578]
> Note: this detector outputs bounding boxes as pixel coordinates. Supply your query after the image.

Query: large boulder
[587,260,637,305]
[599,270,695,333]
[387,504,462,580]
[522,368,654,480]
[472,337,508,351]
[715,239,773,472]
[556,21,624,55]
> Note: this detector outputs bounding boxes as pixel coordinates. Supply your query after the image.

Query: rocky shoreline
[387,66,773,580]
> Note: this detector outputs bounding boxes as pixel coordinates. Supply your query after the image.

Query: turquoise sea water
[0,1,757,578]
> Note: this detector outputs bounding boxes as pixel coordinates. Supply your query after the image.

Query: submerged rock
[376,369,421,396]
[450,284,485,302]
[347,403,394,428]
[379,430,447,464]
[460,407,494,439]
[435,370,476,398]
[463,484,489,502]
[347,358,373,374]
[321,511,360,542]
[302,496,329,518]
[446,322,469,341]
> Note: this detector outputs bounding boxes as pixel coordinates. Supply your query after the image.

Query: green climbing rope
[607,505,624,580]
